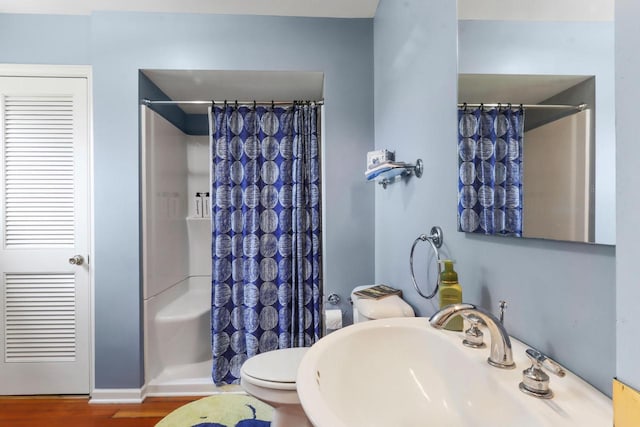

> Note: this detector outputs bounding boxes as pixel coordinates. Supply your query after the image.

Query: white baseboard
[144,382,217,398]
[89,386,147,404]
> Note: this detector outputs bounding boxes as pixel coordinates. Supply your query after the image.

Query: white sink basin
[296,317,611,427]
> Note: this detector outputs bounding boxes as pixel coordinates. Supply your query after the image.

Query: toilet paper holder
[327,294,341,305]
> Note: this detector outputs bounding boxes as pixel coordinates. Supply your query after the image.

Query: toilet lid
[241,347,308,384]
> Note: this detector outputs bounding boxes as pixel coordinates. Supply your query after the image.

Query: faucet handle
[462,313,484,326]
[519,348,565,399]
[525,348,565,377]
[461,314,485,349]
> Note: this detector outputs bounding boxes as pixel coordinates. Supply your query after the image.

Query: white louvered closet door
[0,76,90,394]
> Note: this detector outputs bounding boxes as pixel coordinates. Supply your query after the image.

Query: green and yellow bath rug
[156,393,273,427]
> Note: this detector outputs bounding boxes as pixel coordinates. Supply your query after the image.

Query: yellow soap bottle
[439,260,463,331]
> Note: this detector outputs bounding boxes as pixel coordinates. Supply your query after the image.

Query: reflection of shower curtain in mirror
[457,107,524,236]
[209,102,321,385]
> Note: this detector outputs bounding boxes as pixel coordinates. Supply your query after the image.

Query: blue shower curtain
[209,102,322,385]
[457,106,524,236]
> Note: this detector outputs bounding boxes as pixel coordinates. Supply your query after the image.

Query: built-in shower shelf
[186,216,211,221]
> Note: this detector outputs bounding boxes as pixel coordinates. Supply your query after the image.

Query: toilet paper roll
[325,309,343,330]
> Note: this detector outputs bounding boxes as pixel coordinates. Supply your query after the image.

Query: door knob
[69,255,84,265]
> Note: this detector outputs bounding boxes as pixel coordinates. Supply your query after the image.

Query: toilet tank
[351,285,415,323]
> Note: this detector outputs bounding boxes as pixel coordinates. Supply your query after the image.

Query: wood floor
[0,395,202,427]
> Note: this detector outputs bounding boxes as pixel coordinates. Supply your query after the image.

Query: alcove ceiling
[458,74,592,105]
[457,0,613,22]
[142,70,324,114]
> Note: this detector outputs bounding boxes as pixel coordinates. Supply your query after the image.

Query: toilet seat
[241,347,308,391]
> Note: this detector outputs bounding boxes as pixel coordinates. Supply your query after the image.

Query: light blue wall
[1,12,374,388]
[458,20,615,245]
[374,1,615,395]
[0,14,90,64]
[616,0,640,392]
[373,1,458,311]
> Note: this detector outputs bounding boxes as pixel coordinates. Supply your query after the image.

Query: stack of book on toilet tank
[353,284,402,300]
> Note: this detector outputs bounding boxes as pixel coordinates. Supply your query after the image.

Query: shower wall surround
[373,0,614,395]
[141,109,210,296]
[142,107,215,393]
[142,107,189,299]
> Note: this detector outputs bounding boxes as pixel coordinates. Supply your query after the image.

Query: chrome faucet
[429,303,515,369]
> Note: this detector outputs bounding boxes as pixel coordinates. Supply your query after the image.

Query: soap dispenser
[439,260,463,331]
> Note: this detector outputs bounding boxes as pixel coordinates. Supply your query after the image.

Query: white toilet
[240,347,311,427]
[240,285,415,427]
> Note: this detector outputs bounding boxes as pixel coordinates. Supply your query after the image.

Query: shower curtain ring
[463,102,467,111]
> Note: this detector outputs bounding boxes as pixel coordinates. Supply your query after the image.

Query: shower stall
[140,69,326,396]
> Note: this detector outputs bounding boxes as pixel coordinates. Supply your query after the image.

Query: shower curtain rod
[458,102,587,111]
[142,99,324,106]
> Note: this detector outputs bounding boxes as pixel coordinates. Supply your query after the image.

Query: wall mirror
[456,14,615,245]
